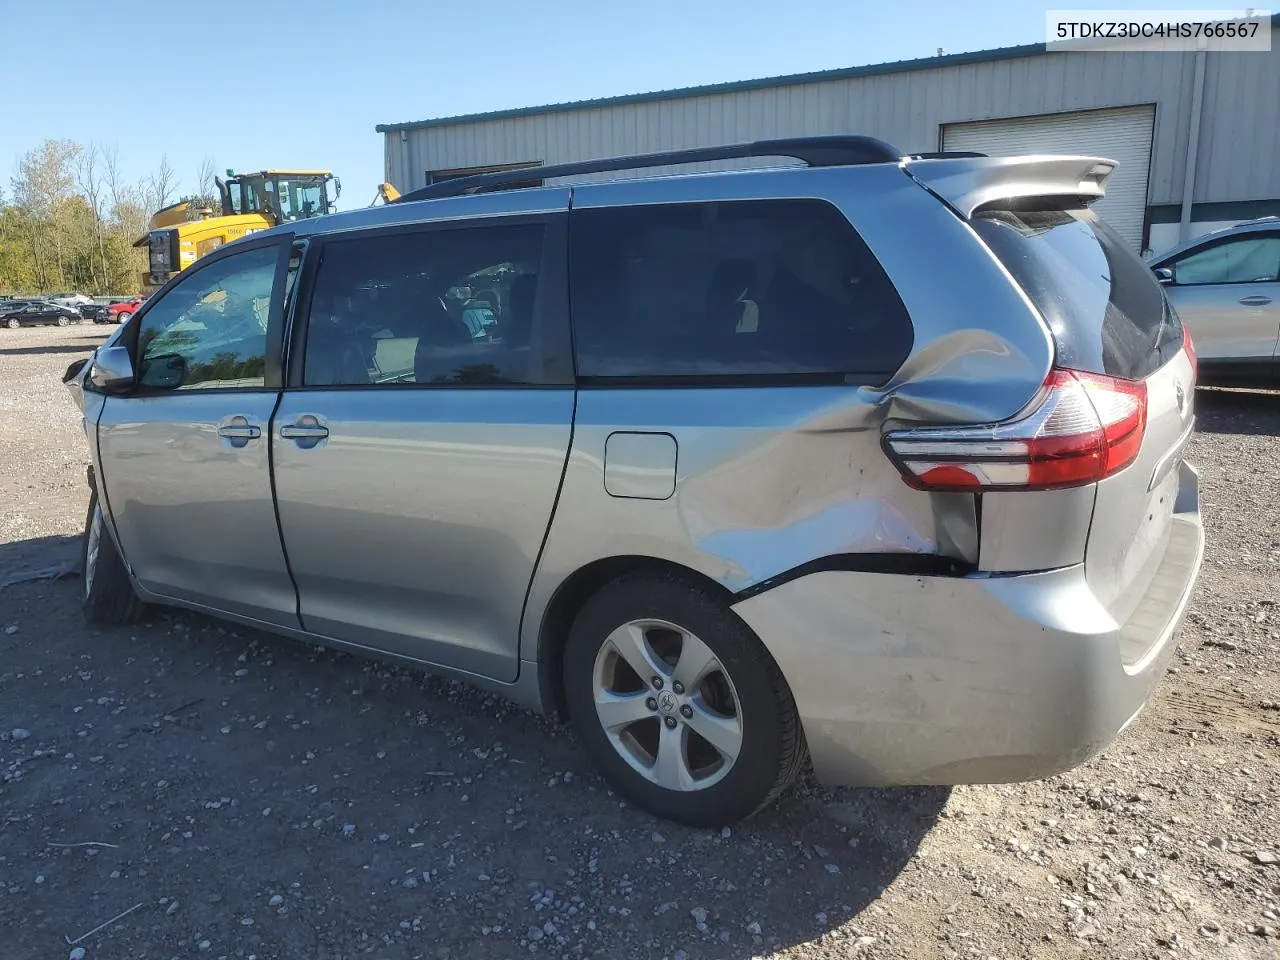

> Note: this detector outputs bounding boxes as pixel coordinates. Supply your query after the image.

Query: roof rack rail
[395,136,903,203]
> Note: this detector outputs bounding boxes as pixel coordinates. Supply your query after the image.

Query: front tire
[564,573,806,826]
[116,312,131,324]
[56,315,70,326]
[82,490,146,625]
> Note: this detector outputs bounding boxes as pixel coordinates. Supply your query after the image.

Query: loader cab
[218,170,340,223]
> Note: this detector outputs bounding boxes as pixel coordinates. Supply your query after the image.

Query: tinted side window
[1169,235,1280,285]
[302,224,545,387]
[972,207,1181,381]
[136,245,279,390]
[569,200,913,382]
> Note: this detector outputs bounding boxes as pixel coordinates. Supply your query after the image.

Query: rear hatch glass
[971,206,1182,380]
[972,203,1195,622]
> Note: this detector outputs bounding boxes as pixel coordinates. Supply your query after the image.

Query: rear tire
[5,317,18,329]
[82,489,146,625]
[563,573,806,826]
[116,312,131,324]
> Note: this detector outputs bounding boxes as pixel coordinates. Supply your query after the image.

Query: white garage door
[942,105,1155,250]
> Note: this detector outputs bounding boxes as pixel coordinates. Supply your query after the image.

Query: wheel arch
[532,555,736,721]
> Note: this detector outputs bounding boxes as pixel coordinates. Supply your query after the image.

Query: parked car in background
[2,299,82,328]
[77,302,111,324]
[1149,217,1280,387]
[46,292,95,309]
[107,296,146,323]
[65,139,1204,826]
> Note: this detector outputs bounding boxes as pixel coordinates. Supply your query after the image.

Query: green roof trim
[376,41,1050,133]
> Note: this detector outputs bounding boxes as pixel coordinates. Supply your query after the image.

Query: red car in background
[107,296,146,323]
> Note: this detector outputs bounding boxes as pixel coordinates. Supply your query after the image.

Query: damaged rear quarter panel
[520,165,1054,661]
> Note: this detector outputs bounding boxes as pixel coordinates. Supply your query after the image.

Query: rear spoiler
[902,155,1117,219]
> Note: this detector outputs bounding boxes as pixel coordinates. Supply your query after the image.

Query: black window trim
[574,371,881,389]
[1154,230,1280,287]
[284,212,573,390]
[113,233,294,397]
[565,196,914,389]
[278,238,311,380]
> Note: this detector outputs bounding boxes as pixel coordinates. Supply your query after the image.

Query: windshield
[272,178,329,221]
[225,175,329,221]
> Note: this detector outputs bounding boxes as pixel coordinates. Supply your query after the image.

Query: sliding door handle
[280,415,329,449]
[280,423,330,440]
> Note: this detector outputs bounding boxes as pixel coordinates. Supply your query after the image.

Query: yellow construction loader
[135,169,338,290]
[135,171,403,292]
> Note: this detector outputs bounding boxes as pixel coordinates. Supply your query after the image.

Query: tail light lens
[884,369,1147,492]
[1182,325,1198,381]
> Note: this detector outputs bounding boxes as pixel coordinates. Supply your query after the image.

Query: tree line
[0,139,219,296]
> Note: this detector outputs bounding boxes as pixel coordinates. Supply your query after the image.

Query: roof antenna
[936,47,945,56]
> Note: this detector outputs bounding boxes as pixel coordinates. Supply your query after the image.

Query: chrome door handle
[280,414,329,448]
[1238,295,1273,306]
[218,425,261,439]
[217,417,261,441]
[280,423,329,440]
[217,424,261,439]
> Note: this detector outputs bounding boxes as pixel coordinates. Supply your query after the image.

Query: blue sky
[0,0,1233,209]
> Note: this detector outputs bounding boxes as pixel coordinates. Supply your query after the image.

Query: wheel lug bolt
[651,676,664,690]
[663,716,677,729]
[680,704,693,719]
[645,697,658,711]
[672,681,684,694]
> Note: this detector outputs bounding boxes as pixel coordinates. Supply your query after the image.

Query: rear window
[569,199,913,383]
[972,206,1181,380]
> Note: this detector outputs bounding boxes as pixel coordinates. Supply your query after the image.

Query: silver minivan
[66,138,1204,826]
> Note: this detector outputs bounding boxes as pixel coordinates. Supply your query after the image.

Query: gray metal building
[379,18,1280,254]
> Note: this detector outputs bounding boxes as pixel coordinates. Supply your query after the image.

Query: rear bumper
[731,461,1204,787]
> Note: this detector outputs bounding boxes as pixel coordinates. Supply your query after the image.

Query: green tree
[2,138,203,295]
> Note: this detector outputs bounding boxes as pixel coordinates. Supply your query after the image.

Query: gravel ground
[1,324,1277,960]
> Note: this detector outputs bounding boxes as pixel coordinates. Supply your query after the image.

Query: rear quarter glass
[971,206,1182,381]
[569,198,914,383]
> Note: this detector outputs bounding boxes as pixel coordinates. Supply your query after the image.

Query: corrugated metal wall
[386,35,1279,207]
[1199,44,1280,203]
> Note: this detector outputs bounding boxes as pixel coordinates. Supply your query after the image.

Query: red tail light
[884,369,1147,492]
[1182,325,1198,381]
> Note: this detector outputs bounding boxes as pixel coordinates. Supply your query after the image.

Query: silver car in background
[65,139,1204,826]
[1149,217,1280,386]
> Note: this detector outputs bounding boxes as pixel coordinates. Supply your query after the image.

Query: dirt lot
[1,324,1277,960]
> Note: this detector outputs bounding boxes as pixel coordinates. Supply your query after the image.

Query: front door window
[135,245,279,390]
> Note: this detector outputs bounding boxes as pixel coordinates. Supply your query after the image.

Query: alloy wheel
[591,618,743,791]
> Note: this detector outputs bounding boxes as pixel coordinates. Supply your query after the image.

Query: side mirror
[63,357,89,384]
[88,345,135,392]
[1153,266,1174,285]
[328,177,342,206]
